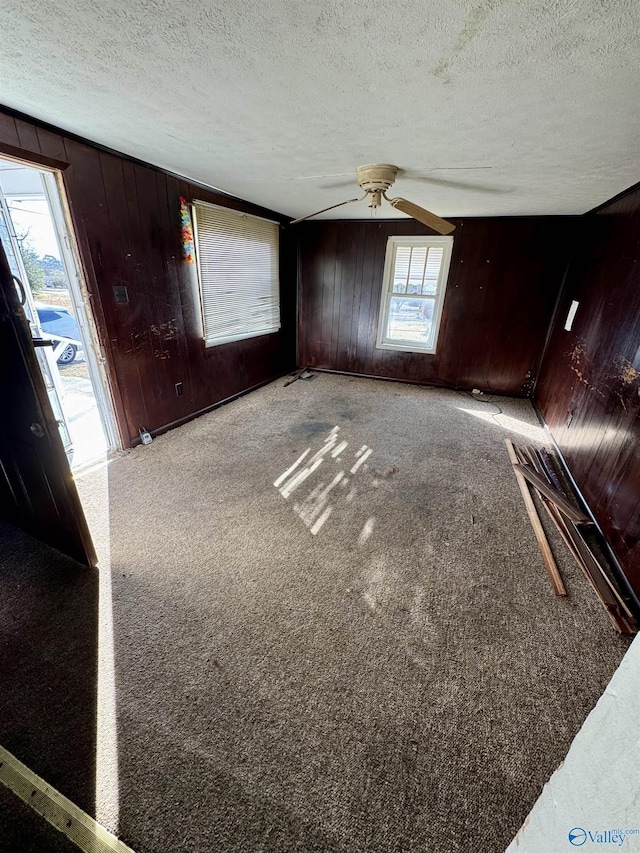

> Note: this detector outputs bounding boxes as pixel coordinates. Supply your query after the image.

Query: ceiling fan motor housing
[356,163,399,193]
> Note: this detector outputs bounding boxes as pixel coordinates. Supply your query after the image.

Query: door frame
[0,149,121,456]
[43,169,120,453]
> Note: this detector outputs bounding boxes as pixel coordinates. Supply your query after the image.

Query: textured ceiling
[1,0,639,219]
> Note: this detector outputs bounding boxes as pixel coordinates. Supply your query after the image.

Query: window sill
[375,340,437,355]
[203,327,280,348]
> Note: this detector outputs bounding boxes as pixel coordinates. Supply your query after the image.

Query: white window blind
[192,202,280,347]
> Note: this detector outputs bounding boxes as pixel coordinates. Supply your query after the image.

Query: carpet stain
[292,419,334,437]
[68,373,631,853]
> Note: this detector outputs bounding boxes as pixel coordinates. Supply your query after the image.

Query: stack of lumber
[505,439,637,635]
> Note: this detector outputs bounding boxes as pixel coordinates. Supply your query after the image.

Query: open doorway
[0,155,118,470]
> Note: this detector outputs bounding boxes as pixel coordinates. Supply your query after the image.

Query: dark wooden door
[0,242,96,566]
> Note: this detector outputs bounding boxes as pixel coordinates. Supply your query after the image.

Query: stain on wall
[536,184,640,593]
[0,108,296,445]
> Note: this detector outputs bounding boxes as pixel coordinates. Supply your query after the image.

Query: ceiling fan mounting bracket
[356,163,399,193]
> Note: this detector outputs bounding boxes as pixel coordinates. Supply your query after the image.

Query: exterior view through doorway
[0,155,118,470]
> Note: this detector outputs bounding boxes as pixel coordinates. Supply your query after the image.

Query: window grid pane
[377,236,453,354]
[387,295,435,344]
[408,247,427,294]
[392,245,446,297]
[392,245,411,293]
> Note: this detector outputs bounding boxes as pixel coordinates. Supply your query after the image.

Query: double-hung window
[376,236,453,354]
[192,201,280,347]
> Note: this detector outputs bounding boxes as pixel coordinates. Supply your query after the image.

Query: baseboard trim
[309,367,528,397]
[133,370,295,446]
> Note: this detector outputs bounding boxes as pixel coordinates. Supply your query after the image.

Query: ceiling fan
[290,163,455,235]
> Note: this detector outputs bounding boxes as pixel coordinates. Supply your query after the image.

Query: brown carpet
[2,374,630,852]
[0,520,98,852]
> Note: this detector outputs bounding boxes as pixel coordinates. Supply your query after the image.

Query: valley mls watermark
[568,827,640,847]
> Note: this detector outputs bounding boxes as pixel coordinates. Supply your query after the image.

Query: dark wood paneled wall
[298,218,575,395]
[536,186,640,594]
[0,108,296,446]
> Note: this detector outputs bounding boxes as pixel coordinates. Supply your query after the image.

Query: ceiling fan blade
[285,174,355,190]
[407,167,493,172]
[290,196,363,225]
[406,175,509,194]
[287,172,353,181]
[386,196,455,235]
[317,178,358,190]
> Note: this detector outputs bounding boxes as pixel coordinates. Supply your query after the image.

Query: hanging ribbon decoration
[179,196,195,264]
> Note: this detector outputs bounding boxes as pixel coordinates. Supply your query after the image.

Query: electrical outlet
[175,382,183,397]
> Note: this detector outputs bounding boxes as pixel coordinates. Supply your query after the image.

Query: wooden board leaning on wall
[505,438,637,635]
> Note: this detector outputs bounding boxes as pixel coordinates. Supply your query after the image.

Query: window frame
[191,200,281,348]
[375,235,453,355]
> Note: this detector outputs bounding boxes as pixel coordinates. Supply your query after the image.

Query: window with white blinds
[192,201,280,347]
[376,236,453,354]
